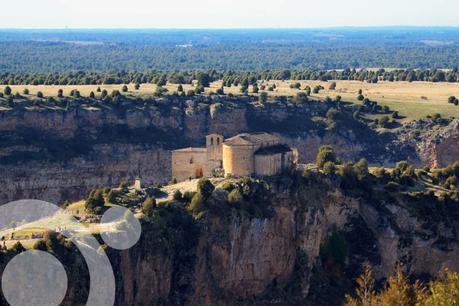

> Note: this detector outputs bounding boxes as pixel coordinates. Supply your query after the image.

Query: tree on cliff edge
[197,178,215,199]
[3,86,11,96]
[316,146,338,169]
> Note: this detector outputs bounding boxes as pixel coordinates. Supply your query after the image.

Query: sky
[2,0,458,28]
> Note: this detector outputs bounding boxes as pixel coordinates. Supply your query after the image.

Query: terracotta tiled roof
[224,133,280,146]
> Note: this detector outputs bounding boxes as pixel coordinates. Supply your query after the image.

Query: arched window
[217,138,220,145]
[211,137,214,146]
[190,158,194,164]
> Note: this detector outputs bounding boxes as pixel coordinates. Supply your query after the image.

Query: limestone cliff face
[108,183,459,305]
[0,107,183,139]
[430,121,459,168]
[396,119,459,168]
[1,100,458,204]
[0,145,171,204]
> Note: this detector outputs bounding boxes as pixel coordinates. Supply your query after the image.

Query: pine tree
[344,264,375,306]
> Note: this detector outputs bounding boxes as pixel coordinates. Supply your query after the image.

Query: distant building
[171,132,297,181]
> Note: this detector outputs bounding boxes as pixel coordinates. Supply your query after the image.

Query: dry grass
[5,80,459,121]
[255,80,459,121]
[6,83,196,98]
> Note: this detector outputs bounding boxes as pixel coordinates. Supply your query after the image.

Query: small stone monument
[134,177,142,191]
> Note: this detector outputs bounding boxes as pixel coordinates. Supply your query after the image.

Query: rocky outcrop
[396,119,459,168]
[105,180,459,306]
[1,98,458,204]
[0,145,171,204]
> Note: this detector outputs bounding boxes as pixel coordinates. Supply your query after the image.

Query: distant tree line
[1,68,458,86]
[1,40,459,72]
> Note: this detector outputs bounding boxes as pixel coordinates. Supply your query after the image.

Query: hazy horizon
[4,0,459,28]
[1,26,459,30]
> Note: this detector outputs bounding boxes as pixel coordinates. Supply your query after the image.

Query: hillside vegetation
[2,78,458,120]
[0,154,458,305]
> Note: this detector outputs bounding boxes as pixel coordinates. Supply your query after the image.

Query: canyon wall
[109,181,459,305]
[0,144,171,205]
[0,99,457,204]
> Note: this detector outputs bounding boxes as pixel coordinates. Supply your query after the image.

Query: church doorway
[195,167,204,178]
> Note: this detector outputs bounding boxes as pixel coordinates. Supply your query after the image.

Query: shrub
[448,96,457,104]
[134,83,140,90]
[323,161,337,175]
[221,181,235,192]
[23,88,29,95]
[216,87,224,95]
[33,239,49,251]
[173,190,183,201]
[329,82,337,90]
[122,85,128,92]
[10,242,26,253]
[111,90,121,97]
[197,72,211,87]
[182,191,195,203]
[37,91,44,98]
[107,189,118,204]
[227,188,244,206]
[373,167,387,179]
[354,159,369,178]
[189,192,206,214]
[142,196,157,216]
[316,146,338,169]
[3,86,11,96]
[259,92,268,104]
[195,85,205,94]
[339,162,358,189]
[85,189,105,212]
[396,161,409,172]
[197,178,215,198]
[379,116,390,127]
[294,92,309,104]
[443,176,457,189]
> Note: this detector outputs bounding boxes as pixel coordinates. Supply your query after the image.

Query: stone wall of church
[254,153,283,176]
[172,150,209,182]
[222,144,255,177]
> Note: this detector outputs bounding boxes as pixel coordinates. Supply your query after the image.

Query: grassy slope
[4,80,459,121]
